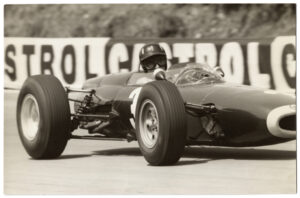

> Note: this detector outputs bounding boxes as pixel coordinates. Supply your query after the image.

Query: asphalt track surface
[4,90,297,195]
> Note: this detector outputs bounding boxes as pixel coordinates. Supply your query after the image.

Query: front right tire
[135,81,187,166]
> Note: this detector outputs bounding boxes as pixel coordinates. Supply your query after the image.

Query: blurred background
[4,4,296,38]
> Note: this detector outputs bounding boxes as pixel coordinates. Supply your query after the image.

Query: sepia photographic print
[3,1,297,196]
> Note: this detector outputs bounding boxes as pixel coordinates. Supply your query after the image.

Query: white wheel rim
[139,99,159,148]
[21,94,40,141]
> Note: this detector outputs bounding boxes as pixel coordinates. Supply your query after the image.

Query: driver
[139,43,167,72]
[136,43,167,84]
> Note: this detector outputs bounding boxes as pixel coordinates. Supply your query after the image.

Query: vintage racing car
[17,62,296,165]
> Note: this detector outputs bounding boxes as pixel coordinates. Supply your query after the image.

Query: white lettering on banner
[219,42,244,84]
[195,43,217,67]
[159,42,173,68]
[22,45,39,76]
[108,43,129,73]
[173,43,194,62]
[131,43,145,71]
[286,53,296,78]
[247,42,271,89]
[87,40,108,79]
[5,46,16,74]
[42,51,53,74]
[62,47,75,75]
[4,38,110,88]
[4,36,296,91]
[4,38,38,88]
[271,36,296,92]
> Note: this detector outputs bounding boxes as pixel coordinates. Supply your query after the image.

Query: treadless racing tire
[136,81,187,166]
[16,75,71,159]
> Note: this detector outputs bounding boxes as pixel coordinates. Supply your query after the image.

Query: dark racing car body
[17,62,296,165]
[80,62,296,146]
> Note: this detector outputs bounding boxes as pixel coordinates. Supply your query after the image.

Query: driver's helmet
[139,43,167,72]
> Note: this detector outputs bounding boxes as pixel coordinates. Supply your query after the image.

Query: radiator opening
[279,115,296,131]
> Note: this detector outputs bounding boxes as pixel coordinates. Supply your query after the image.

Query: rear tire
[16,75,71,159]
[136,81,187,166]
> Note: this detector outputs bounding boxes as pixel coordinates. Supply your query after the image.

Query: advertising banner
[4,36,295,92]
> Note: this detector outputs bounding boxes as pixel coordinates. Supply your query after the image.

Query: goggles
[142,55,167,71]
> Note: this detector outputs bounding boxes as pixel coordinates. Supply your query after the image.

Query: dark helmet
[139,43,167,72]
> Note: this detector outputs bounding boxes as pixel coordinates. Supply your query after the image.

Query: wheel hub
[21,94,40,141]
[139,99,159,148]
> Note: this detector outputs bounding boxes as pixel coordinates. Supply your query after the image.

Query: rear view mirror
[214,66,225,77]
[153,68,166,80]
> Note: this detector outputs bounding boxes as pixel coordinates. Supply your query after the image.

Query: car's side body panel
[80,63,296,147]
[179,83,295,146]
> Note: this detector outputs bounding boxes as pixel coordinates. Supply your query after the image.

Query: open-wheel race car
[17,62,296,166]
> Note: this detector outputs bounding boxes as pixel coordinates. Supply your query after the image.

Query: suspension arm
[71,112,118,121]
[65,87,95,94]
[70,135,126,141]
[185,102,217,117]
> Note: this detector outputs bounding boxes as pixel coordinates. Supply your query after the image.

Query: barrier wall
[4,36,296,91]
